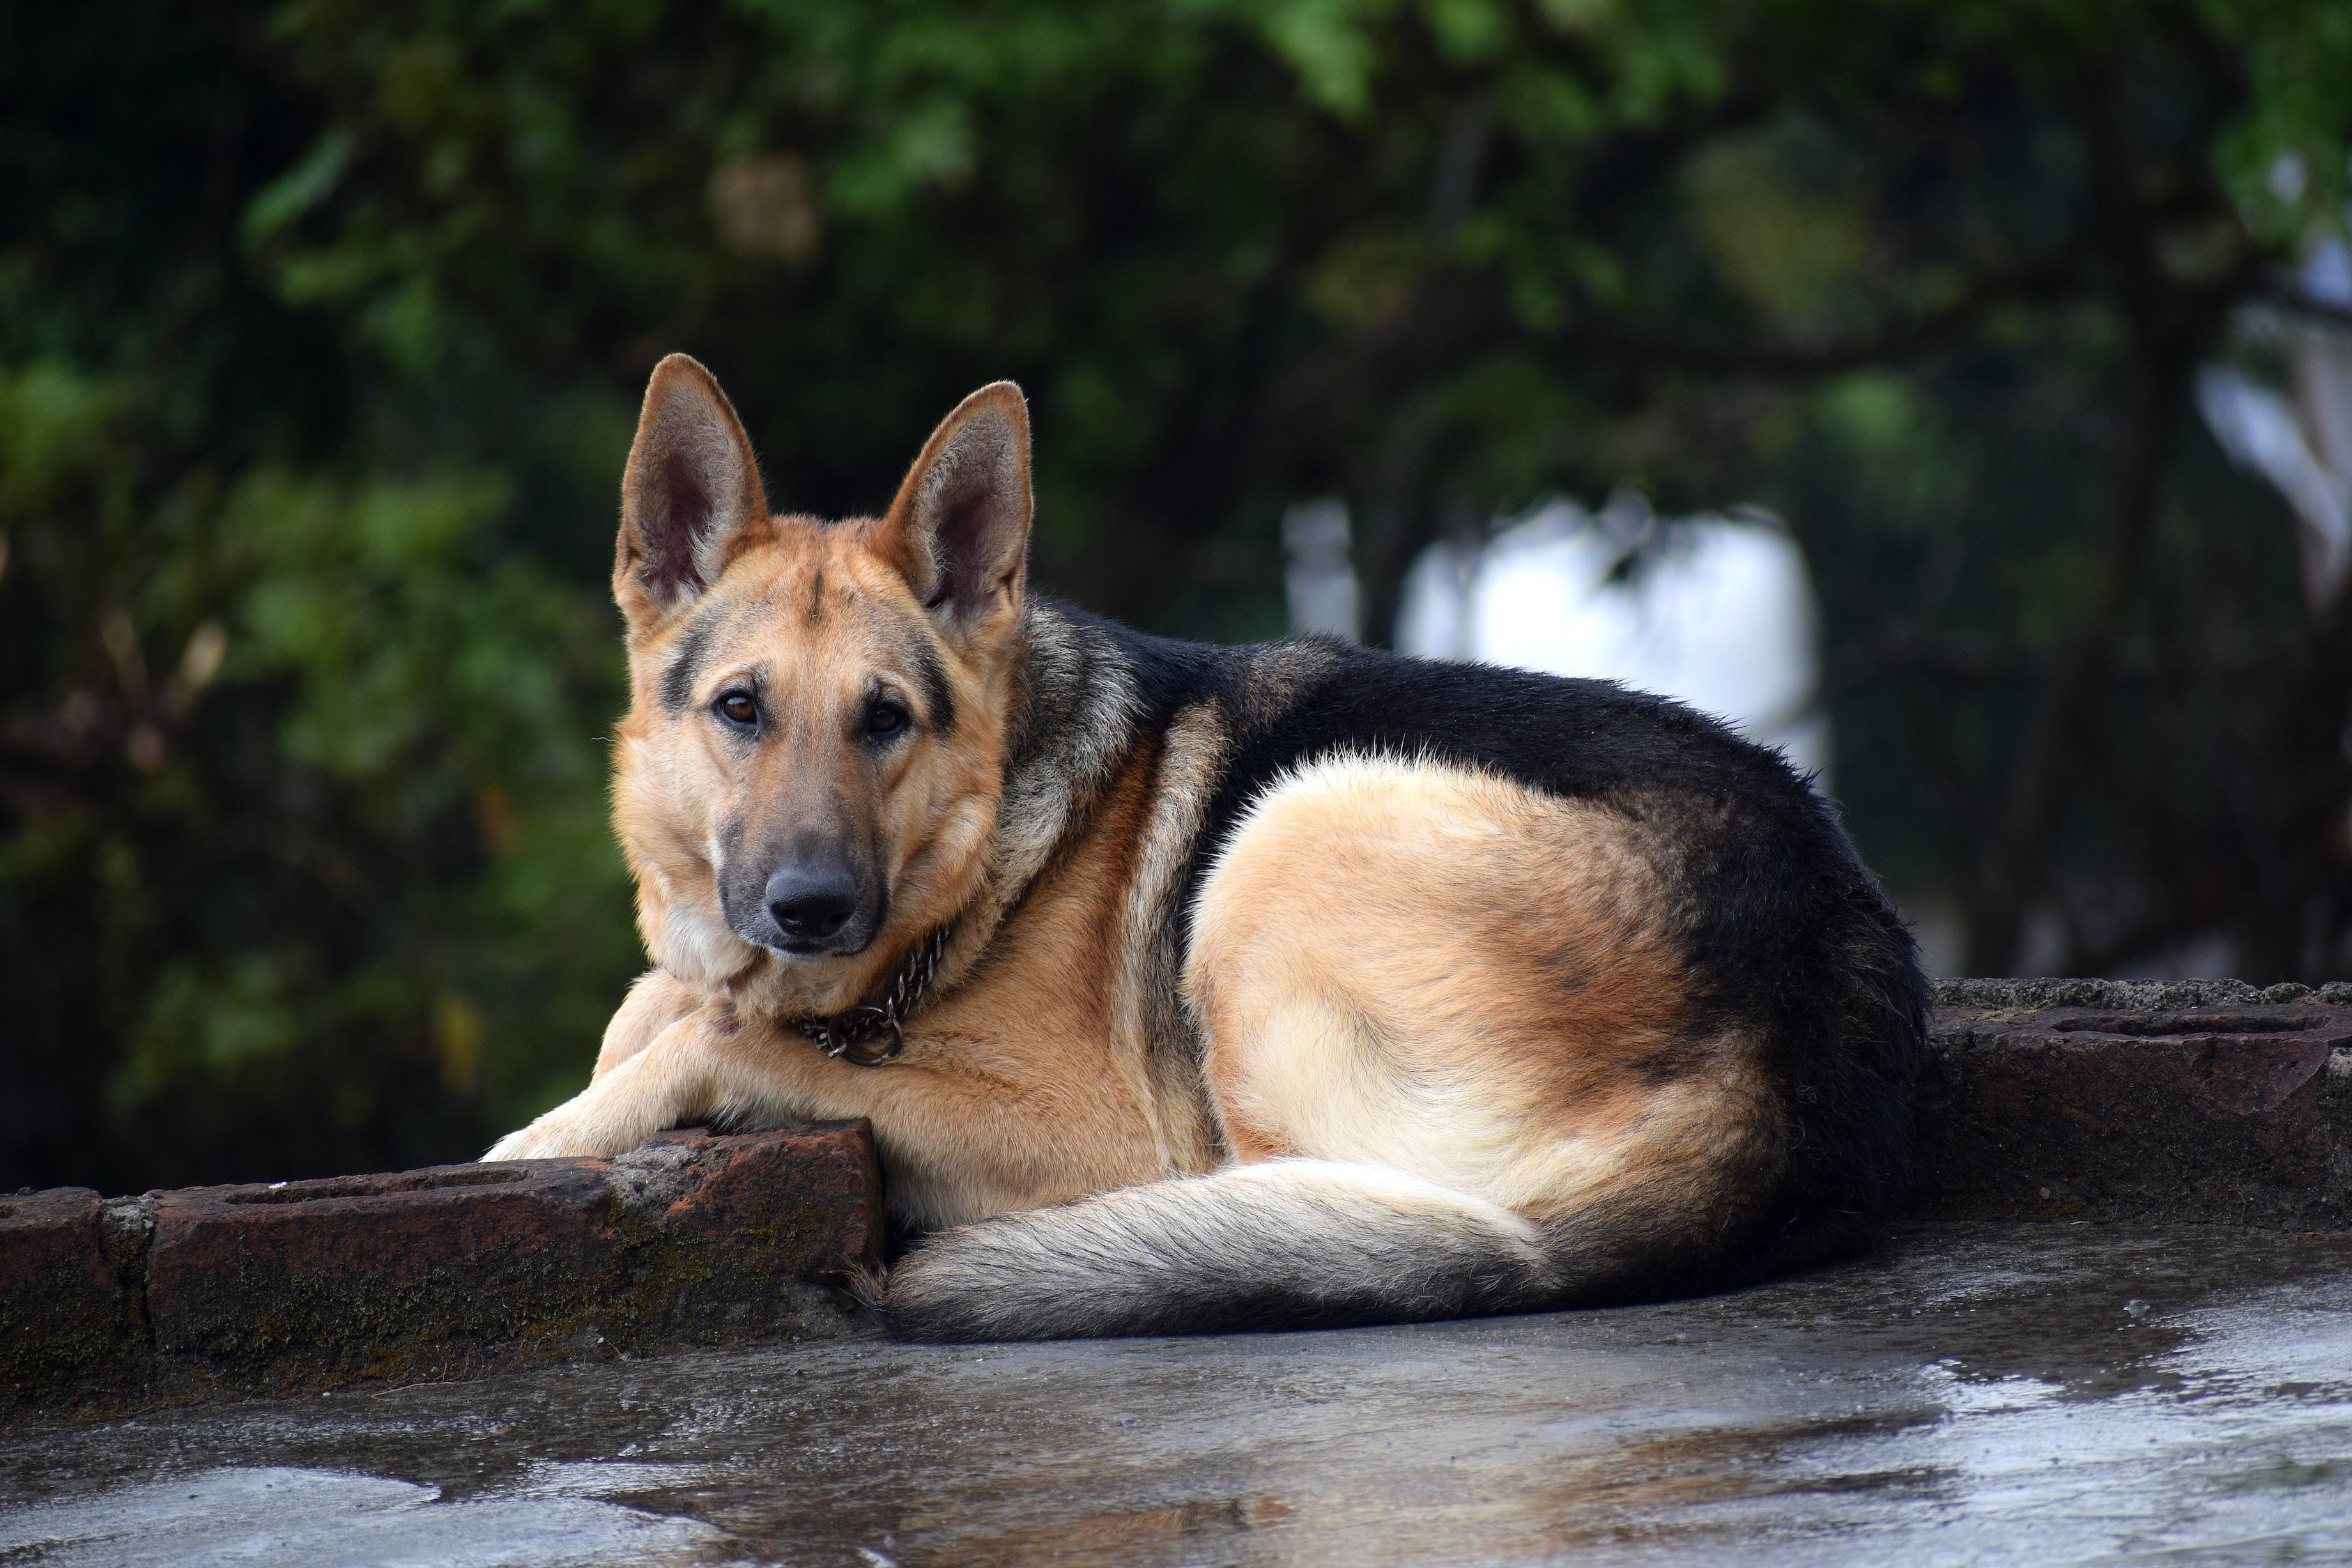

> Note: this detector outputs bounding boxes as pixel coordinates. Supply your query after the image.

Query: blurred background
[6,1,2352,1194]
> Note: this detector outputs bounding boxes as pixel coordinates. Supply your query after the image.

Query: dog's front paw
[481,1109,633,1162]
[480,1022,698,1162]
[481,1125,554,1162]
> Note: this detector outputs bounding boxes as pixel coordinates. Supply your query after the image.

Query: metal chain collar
[790,925,951,1068]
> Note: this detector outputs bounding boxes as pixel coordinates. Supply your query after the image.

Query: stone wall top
[1932,977,2352,1010]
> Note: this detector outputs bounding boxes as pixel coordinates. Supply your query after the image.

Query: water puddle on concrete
[3,1223,2350,1566]
[0,1463,717,1566]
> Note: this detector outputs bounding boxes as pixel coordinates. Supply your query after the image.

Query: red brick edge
[3,1122,881,1409]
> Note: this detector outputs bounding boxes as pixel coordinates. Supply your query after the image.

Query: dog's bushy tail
[877,1159,1688,1342]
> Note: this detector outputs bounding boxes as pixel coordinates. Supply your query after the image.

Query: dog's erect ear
[877,383,1031,636]
[615,354,767,632]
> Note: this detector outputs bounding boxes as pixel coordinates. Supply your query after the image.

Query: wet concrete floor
[4,1222,2351,1567]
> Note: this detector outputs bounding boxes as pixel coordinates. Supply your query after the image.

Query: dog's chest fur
[900,728,1224,1193]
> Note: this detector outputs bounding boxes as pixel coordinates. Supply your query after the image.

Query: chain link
[791,925,951,1068]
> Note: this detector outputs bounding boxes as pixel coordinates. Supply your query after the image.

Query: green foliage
[5,0,2352,1187]
[0,352,631,1184]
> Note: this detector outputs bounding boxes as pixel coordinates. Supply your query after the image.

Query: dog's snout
[723,830,885,960]
[765,863,860,943]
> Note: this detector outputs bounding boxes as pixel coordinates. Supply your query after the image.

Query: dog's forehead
[732,534,921,649]
[654,533,936,713]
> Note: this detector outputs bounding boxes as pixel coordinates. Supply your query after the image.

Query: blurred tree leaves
[5,0,2352,1188]
[0,354,631,1185]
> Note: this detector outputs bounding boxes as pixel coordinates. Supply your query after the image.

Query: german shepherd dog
[486,355,1926,1342]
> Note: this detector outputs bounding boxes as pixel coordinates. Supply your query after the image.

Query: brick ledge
[7,985,2351,1411]
[3,1122,881,1413]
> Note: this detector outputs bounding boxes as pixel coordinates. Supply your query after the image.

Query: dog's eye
[714,691,758,729]
[866,701,908,738]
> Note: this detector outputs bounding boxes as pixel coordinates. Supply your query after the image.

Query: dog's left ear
[877,383,1031,640]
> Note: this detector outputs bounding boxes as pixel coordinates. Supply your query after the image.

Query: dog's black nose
[766,864,859,943]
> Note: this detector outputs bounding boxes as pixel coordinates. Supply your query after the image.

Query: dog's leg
[484,1007,728,1161]
[486,998,918,1161]
[593,969,700,1081]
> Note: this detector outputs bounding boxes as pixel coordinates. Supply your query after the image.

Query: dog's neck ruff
[791,925,951,1067]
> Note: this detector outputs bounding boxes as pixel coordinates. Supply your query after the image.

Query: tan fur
[592,969,699,1079]
[486,360,1785,1302]
[1185,752,1780,1227]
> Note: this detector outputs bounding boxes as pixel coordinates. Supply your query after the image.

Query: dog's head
[608,355,1029,1015]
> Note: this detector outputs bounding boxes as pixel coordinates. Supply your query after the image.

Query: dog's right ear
[875,383,1031,645]
[614,354,768,634]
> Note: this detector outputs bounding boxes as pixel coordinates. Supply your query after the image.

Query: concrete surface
[6,1221,2350,1567]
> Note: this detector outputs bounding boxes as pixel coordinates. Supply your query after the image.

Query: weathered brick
[600,1122,882,1346]
[1913,999,2352,1224]
[0,1187,131,1395]
[139,1121,882,1392]
[146,1159,621,1383]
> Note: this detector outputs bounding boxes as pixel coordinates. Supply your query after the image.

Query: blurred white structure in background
[1390,496,1832,786]
[2196,236,2352,615]
[1282,498,1362,641]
